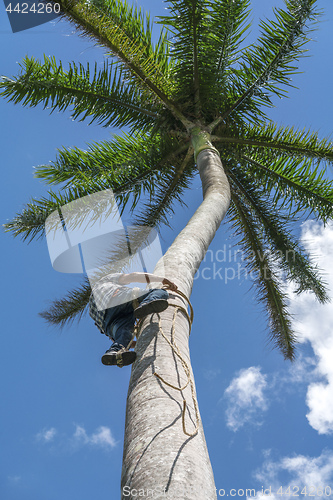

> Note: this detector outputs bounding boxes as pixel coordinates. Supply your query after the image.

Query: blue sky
[1,1,333,499]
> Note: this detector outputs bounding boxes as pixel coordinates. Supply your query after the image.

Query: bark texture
[121,148,231,499]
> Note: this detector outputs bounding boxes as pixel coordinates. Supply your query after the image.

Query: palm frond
[242,153,333,222]
[228,164,329,302]
[39,278,91,327]
[34,133,188,186]
[222,0,319,120]
[214,122,333,165]
[47,0,191,126]
[159,0,253,124]
[228,192,297,360]
[205,0,251,117]
[4,135,190,241]
[158,0,213,119]
[0,57,158,131]
[3,196,56,243]
[210,0,251,76]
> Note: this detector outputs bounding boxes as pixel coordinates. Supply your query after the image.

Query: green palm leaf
[158,0,209,118]
[39,278,91,327]
[213,122,333,220]
[228,192,297,360]
[214,122,333,164]
[48,0,192,126]
[223,0,319,121]
[210,0,251,77]
[205,0,251,117]
[34,133,188,186]
[4,134,190,241]
[159,0,253,123]
[242,154,333,221]
[0,57,158,131]
[228,164,329,302]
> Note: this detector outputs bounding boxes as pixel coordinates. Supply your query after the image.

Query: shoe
[134,299,169,319]
[101,343,137,367]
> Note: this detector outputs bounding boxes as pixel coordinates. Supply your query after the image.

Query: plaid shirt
[89,273,124,334]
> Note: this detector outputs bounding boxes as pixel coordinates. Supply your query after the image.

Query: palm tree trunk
[121,140,231,499]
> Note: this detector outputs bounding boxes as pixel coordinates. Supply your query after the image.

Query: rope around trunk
[131,288,199,437]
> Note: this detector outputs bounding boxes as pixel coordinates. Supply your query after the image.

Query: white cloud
[73,425,117,449]
[287,221,333,434]
[223,366,268,431]
[36,427,57,443]
[252,449,333,500]
[203,368,221,381]
[90,426,117,448]
[73,425,88,443]
[285,356,317,385]
[35,424,117,451]
[8,475,21,483]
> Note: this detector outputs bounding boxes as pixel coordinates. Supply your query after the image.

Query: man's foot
[101,343,137,367]
[134,299,169,319]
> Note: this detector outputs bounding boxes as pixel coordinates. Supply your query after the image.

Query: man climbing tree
[89,271,177,366]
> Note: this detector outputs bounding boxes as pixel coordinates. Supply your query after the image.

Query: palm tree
[2,0,333,497]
